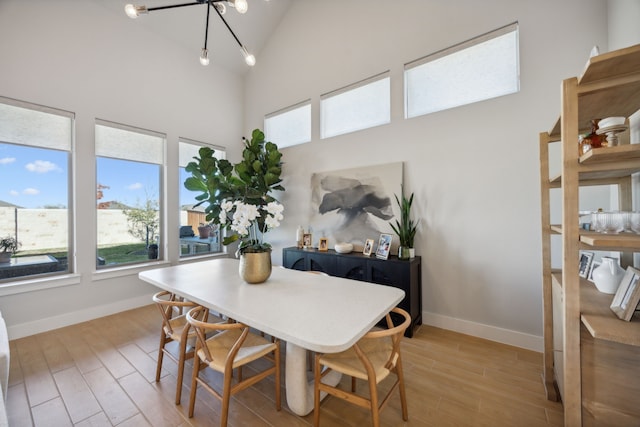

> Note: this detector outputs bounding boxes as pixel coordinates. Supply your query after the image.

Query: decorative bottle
[591,256,624,294]
[296,226,304,248]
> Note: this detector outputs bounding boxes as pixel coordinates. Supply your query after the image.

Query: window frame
[178,137,226,259]
[320,71,391,139]
[404,22,520,118]
[0,95,76,290]
[264,99,312,148]
[94,119,166,270]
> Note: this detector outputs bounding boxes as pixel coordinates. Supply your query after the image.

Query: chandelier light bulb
[200,48,210,66]
[241,46,255,66]
[124,4,148,18]
[230,0,248,14]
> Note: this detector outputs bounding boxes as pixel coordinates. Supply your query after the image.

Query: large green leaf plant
[184,129,285,253]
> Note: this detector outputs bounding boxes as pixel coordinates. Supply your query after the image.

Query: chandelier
[124,0,255,67]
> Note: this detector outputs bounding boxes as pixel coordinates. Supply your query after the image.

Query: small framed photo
[375,233,392,260]
[302,233,313,249]
[611,266,640,321]
[363,238,374,256]
[579,251,594,278]
[318,237,328,252]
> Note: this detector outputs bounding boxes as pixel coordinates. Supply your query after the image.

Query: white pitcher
[591,256,624,294]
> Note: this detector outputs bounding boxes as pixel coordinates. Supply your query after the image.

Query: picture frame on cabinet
[318,237,328,252]
[587,261,600,283]
[302,233,313,249]
[610,266,640,321]
[579,251,594,278]
[375,233,392,260]
[363,238,374,256]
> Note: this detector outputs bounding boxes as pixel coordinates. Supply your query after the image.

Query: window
[178,139,225,257]
[320,72,390,139]
[405,22,519,118]
[0,96,73,281]
[95,120,164,268]
[264,100,311,148]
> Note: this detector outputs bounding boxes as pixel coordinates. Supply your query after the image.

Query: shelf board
[551,272,640,347]
[549,225,640,250]
[548,44,640,138]
[580,280,640,347]
[548,145,640,185]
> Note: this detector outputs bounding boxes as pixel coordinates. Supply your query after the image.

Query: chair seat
[319,338,395,382]
[166,315,197,342]
[199,329,278,372]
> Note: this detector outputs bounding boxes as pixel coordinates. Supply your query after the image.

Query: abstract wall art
[309,162,403,249]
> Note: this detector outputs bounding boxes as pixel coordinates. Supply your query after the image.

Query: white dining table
[138,258,405,416]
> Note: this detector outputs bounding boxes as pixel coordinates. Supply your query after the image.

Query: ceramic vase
[591,256,624,294]
[239,251,272,284]
[398,246,410,260]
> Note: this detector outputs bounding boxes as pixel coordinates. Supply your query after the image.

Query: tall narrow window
[179,139,225,257]
[95,120,165,268]
[405,22,519,118]
[0,96,73,282]
[321,72,390,139]
[264,100,311,148]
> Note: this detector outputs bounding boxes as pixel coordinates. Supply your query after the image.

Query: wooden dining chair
[313,307,411,427]
[152,291,206,405]
[186,306,281,427]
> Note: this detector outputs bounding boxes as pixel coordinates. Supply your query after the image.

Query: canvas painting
[309,162,403,249]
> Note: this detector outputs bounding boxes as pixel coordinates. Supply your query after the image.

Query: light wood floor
[6,304,564,426]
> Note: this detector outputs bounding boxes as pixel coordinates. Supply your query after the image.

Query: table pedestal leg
[285,342,342,416]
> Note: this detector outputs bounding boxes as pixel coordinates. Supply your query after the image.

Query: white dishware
[334,243,353,254]
[591,257,624,294]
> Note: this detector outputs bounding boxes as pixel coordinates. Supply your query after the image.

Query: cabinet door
[307,252,336,275]
[335,257,366,281]
[283,249,306,271]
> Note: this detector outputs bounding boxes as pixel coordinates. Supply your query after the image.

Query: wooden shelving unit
[539,44,640,426]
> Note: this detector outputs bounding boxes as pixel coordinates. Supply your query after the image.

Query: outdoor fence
[0,207,195,252]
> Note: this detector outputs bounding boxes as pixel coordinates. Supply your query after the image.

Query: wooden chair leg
[274,344,281,410]
[395,357,408,420]
[221,367,234,427]
[188,356,200,418]
[175,335,188,405]
[155,333,167,383]
[368,377,380,427]
[313,354,322,427]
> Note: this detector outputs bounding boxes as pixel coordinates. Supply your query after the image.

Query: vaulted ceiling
[103,0,292,74]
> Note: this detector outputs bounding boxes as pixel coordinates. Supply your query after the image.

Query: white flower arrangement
[219,200,284,254]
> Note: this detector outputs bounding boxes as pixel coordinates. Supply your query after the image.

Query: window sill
[92,260,171,282]
[0,273,81,296]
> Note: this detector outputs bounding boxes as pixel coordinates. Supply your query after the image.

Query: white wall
[244,0,612,350]
[0,0,244,337]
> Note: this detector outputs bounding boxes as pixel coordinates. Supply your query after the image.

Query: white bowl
[334,243,353,254]
[599,116,626,129]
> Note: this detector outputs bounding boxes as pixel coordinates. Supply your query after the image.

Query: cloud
[0,157,16,165]
[127,182,143,191]
[25,160,61,173]
[23,188,40,195]
[9,190,18,196]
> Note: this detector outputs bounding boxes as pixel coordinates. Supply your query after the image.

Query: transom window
[265,100,311,148]
[405,22,519,118]
[320,72,391,139]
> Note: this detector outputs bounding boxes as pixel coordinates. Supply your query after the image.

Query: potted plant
[184,129,285,282]
[389,191,417,260]
[0,235,20,264]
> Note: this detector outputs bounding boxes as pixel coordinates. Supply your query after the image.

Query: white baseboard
[7,294,154,340]
[421,311,543,352]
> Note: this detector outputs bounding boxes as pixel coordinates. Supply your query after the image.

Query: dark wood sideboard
[282,247,422,337]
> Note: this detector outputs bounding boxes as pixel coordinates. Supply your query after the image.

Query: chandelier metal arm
[211,1,243,48]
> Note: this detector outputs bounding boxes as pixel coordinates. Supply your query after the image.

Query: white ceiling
[106,0,291,74]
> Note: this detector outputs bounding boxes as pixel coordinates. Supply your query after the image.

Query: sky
[0,142,198,209]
